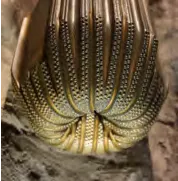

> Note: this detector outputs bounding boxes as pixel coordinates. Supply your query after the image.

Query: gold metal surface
[11,0,165,154]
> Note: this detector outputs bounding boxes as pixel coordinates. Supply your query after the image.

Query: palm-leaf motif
[11,0,165,154]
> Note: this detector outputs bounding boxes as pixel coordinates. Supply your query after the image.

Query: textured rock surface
[1,120,152,181]
[148,1,178,180]
[1,0,178,181]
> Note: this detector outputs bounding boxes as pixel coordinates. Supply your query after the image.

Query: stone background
[1,0,178,180]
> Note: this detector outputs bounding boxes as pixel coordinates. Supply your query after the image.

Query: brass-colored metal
[11,0,165,154]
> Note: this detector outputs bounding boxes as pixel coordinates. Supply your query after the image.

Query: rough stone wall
[148,1,178,180]
[1,0,178,181]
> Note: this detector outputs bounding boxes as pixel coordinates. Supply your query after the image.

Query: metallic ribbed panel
[11,0,165,154]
